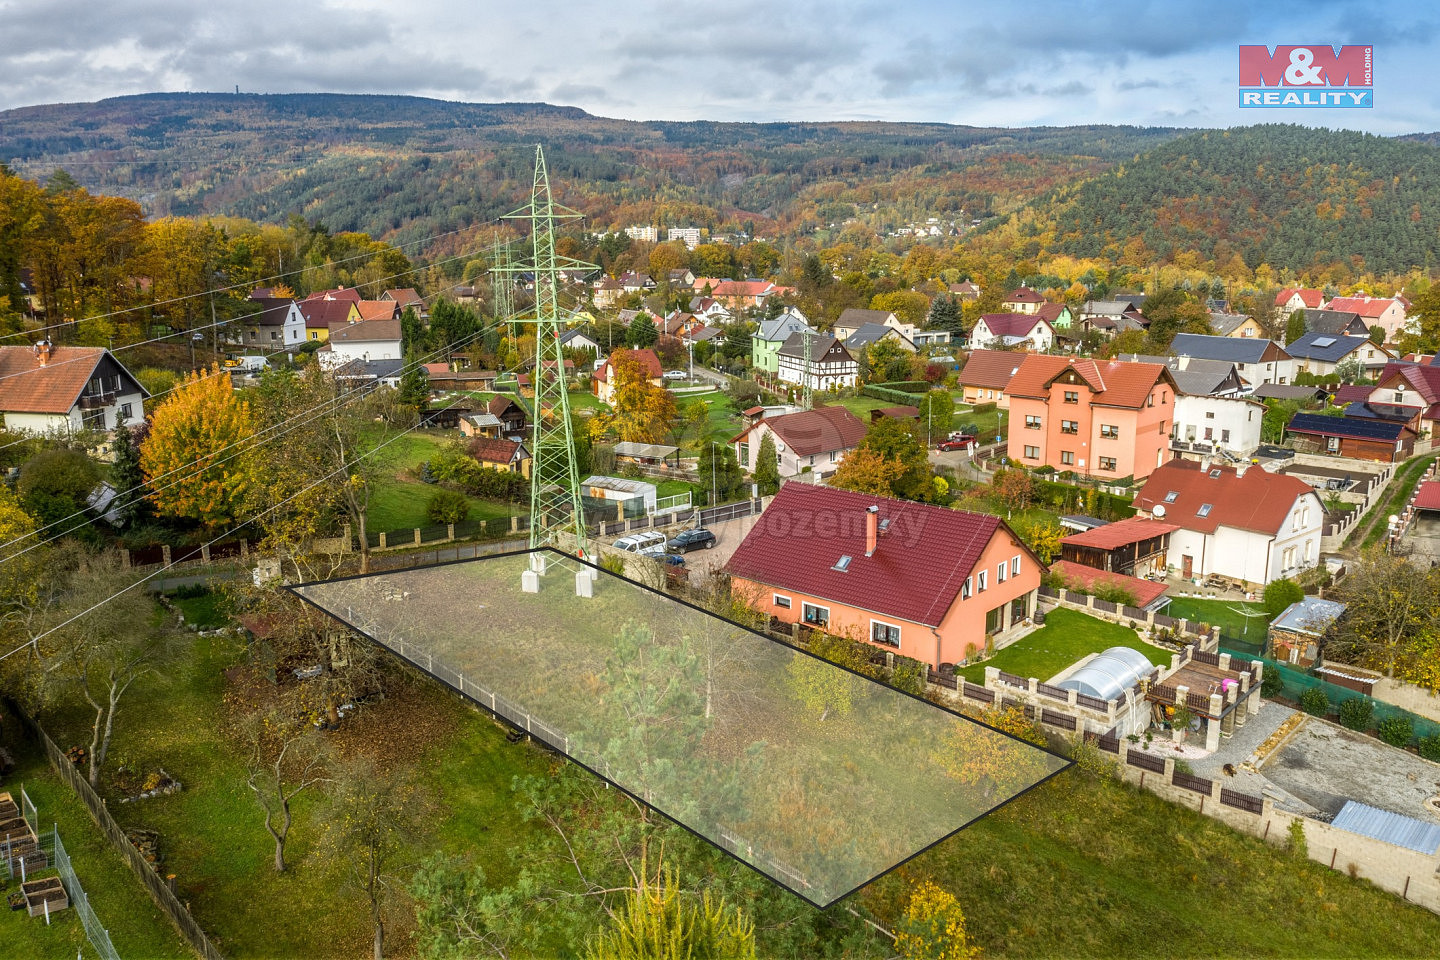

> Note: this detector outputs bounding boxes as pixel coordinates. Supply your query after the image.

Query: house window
[961,576,972,600]
[81,408,105,430]
[738,442,750,464]
[1011,556,1021,577]
[1221,429,1230,443]
[1060,450,1075,465]
[1060,420,1078,434]
[1395,391,1404,403]
[119,402,133,424]
[1304,540,1313,562]
[801,603,829,628]
[1099,456,1117,471]
[773,595,791,609]
[1205,411,1215,419]
[1100,424,1118,439]
[1204,427,1213,440]
[1282,545,1296,569]
[871,621,901,647]
[269,331,278,341]
[985,604,1005,635]
[1024,445,1040,460]
[1025,415,1042,430]
[830,450,840,462]
[976,570,988,592]
[1147,394,1155,407]
[997,562,1007,583]
[1063,390,1079,404]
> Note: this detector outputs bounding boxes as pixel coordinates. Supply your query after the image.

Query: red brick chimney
[865,505,879,557]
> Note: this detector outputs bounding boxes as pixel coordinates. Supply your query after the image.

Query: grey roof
[1286,332,1370,363]
[1251,383,1329,401]
[685,325,723,342]
[582,475,657,496]
[1331,801,1440,855]
[334,358,405,380]
[1120,353,1240,396]
[613,441,679,459]
[1170,333,1283,365]
[756,315,812,343]
[844,322,914,350]
[1303,309,1367,337]
[835,308,895,329]
[1270,596,1346,637]
[464,413,503,429]
[558,328,599,347]
[1208,312,1253,335]
[1058,514,1109,531]
[1080,299,1134,318]
[1058,647,1155,702]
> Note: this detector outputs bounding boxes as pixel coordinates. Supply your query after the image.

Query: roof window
[1197,504,1213,517]
[833,555,852,572]
[1163,491,1179,503]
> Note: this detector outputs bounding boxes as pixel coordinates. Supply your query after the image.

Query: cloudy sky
[1,0,1433,133]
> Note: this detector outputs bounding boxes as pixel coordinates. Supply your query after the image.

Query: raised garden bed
[22,876,67,917]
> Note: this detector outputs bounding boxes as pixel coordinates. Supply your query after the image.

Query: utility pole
[802,326,815,411]
[505,145,596,560]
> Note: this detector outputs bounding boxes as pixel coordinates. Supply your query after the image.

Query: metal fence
[54,826,122,960]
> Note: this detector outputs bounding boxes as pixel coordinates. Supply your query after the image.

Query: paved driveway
[1262,717,1440,822]
[676,513,761,580]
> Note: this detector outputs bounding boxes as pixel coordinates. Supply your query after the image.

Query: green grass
[1,742,192,960]
[952,400,1005,444]
[169,589,229,629]
[1165,597,1275,644]
[958,608,1171,684]
[1356,454,1437,550]
[367,479,519,533]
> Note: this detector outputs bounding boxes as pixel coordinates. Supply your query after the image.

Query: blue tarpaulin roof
[1331,801,1440,855]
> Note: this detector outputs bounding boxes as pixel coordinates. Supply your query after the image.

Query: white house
[833,308,916,341]
[239,297,307,349]
[776,333,859,391]
[730,405,868,479]
[968,314,1055,351]
[0,342,147,434]
[1169,334,1296,388]
[1171,394,1266,459]
[1285,332,1394,377]
[319,319,403,369]
[1134,459,1323,586]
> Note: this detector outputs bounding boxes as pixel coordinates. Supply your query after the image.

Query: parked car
[613,531,667,553]
[667,528,717,553]
[662,369,688,381]
[937,435,977,452]
[639,547,686,566]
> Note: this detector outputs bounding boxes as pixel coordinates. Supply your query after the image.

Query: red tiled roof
[977,313,1050,338]
[423,363,449,377]
[468,437,525,464]
[877,405,919,419]
[1049,560,1169,608]
[725,484,1016,627]
[384,288,424,308]
[1414,480,1440,511]
[1327,296,1398,319]
[355,300,399,321]
[1061,516,1180,550]
[303,287,362,303]
[733,405,868,457]
[957,349,1023,390]
[1133,460,1316,535]
[1332,384,1373,405]
[596,348,663,383]
[1276,288,1325,308]
[1004,288,1045,303]
[295,299,352,328]
[1035,302,1068,323]
[711,280,775,297]
[487,395,521,417]
[0,345,109,413]
[1005,355,1171,409]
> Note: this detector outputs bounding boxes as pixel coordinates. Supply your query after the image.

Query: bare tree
[243,707,332,872]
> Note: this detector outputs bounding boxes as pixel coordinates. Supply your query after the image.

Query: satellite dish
[1152,504,1167,518]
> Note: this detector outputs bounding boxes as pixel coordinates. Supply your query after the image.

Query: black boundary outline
[285,545,1075,909]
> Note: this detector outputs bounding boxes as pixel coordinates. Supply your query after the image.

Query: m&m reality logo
[1238,45,1372,108]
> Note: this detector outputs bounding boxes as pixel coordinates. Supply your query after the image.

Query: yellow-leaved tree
[895,880,980,960]
[140,365,259,528]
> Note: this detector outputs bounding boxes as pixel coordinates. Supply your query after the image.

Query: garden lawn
[951,400,1005,444]
[0,740,191,960]
[368,478,519,533]
[168,588,229,629]
[691,392,745,453]
[958,608,1171,684]
[1165,597,1275,646]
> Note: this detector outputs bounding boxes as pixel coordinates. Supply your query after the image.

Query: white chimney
[34,339,52,367]
[865,505,879,557]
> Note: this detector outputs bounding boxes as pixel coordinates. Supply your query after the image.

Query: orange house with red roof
[1006,355,1178,480]
[726,484,1042,668]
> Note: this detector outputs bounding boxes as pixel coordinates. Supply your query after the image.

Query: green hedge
[861,385,927,404]
[874,380,931,394]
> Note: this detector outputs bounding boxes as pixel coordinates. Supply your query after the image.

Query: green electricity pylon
[488,238,516,338]
[504,145,596,559]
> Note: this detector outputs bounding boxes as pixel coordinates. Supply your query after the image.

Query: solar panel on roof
[1313,336,1337,348]
[1288,413,1406,441]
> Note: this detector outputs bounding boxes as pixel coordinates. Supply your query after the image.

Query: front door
[1182,554,1193,579]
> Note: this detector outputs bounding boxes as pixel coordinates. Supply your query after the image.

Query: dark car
[667,528,717,553]
[937,434,977,451]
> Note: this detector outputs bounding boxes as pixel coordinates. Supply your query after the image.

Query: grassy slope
[959,608,1171,684]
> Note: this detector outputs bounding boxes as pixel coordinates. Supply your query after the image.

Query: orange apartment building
[1006,355,1178,480]
[725,484,1042,668]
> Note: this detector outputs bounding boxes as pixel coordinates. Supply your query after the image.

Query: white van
[613,531,667,553]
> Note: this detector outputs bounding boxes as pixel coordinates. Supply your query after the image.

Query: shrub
[1261,669,1283,698]
[1173,758,1194,776]
[971,401,997,414]
[1376,716,1413,748]
[1034,464,1055,475]
[1263,578,1305,615]
[890,656,928,695]
[1417,735,1440,761]
[1286,818,1308,859]
[1337,697,1373,731]
[426,489,470,524]
[600,554,625,576]
[1299,687,1330,716]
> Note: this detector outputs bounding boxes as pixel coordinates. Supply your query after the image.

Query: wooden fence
[7,700,223,960]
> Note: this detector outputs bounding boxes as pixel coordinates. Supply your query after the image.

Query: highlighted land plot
[292,549,1069,907]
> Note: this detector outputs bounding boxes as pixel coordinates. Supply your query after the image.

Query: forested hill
[979,125,1440,276]
[0,92,1181,250]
